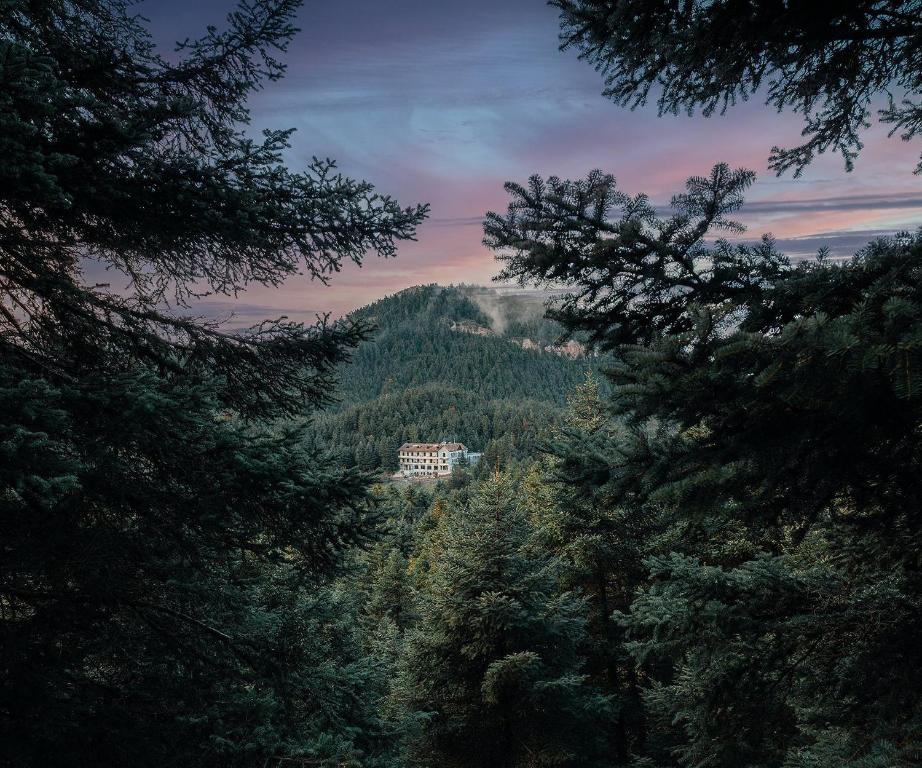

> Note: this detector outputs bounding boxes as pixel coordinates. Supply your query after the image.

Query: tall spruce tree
[485,164,922,766]
[0,0,425,765]
[552,0,922,174]
[525,373,657,763]
[398,475,612,768]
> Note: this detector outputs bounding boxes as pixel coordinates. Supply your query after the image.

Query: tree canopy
[397,475,612,768]
[0,1,425,764]
[486,161,922,766]
[1,0,427,417]
[552,0,922,174]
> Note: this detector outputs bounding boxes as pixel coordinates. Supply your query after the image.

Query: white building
[397,441,481,477]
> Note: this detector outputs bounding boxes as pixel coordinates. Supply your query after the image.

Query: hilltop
[333,284,594,408]
[311,285,603,472]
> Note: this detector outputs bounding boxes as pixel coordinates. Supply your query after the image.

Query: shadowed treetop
[552,0,922,175]
[0,0,428,417]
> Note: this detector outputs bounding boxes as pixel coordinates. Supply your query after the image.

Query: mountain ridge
[332,284,595,409]
[310,285,602,473]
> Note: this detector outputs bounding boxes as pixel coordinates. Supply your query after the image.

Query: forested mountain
[312,285,601,470]
[335,284,594,407]
[6,2,921,767]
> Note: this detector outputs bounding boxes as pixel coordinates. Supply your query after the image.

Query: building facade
[397,441,480,477]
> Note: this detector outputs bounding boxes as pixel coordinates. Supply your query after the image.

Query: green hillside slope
[312,285,602,472]
[312,384,559,472]
[335,285,594,407]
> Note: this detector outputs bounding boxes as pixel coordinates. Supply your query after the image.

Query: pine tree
[486,161,922,766]
[398,475,612,767]
[552,0,922,174]
[526,373,656,762]
[0,1,425,764]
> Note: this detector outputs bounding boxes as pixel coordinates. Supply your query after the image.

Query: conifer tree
[398,475,612,768]
[526,373,656,762]
[552,0,922,174]
[0,1,425,764]
[486,163,922,766]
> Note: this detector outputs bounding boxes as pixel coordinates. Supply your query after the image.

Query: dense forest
[334,284,595,407]
[3,1,921,768]
[311,285,601,470]
[311,384,562,472]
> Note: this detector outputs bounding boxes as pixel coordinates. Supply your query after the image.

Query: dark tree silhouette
[0,1,425,765]
[553,0,922,175]
[487,161,922,766]
[1,0,427,417]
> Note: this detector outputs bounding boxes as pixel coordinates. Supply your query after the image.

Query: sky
[143,0,922,322]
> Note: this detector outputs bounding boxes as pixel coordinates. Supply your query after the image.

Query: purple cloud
[140,0,922,317]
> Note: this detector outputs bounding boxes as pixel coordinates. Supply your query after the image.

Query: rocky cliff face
[513,337,585,358]
[449,320,493,336]
[449,320,586,358]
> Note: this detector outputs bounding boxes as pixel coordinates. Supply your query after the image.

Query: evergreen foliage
[486,160,922,766]
[336,285,596,407]
[396,475,612,768]
[552,0,922,174]
[525,374,655,762]
[311,384,560,472]
[1,0,426,417]
[0,1,424,764]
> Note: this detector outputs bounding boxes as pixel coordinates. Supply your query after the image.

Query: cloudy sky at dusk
[144,0,922,322]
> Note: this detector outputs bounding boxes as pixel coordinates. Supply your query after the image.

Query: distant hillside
[313,285,604,473]
[334,285,595,408]
[458,284,572,347]
[312,384,560,472]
